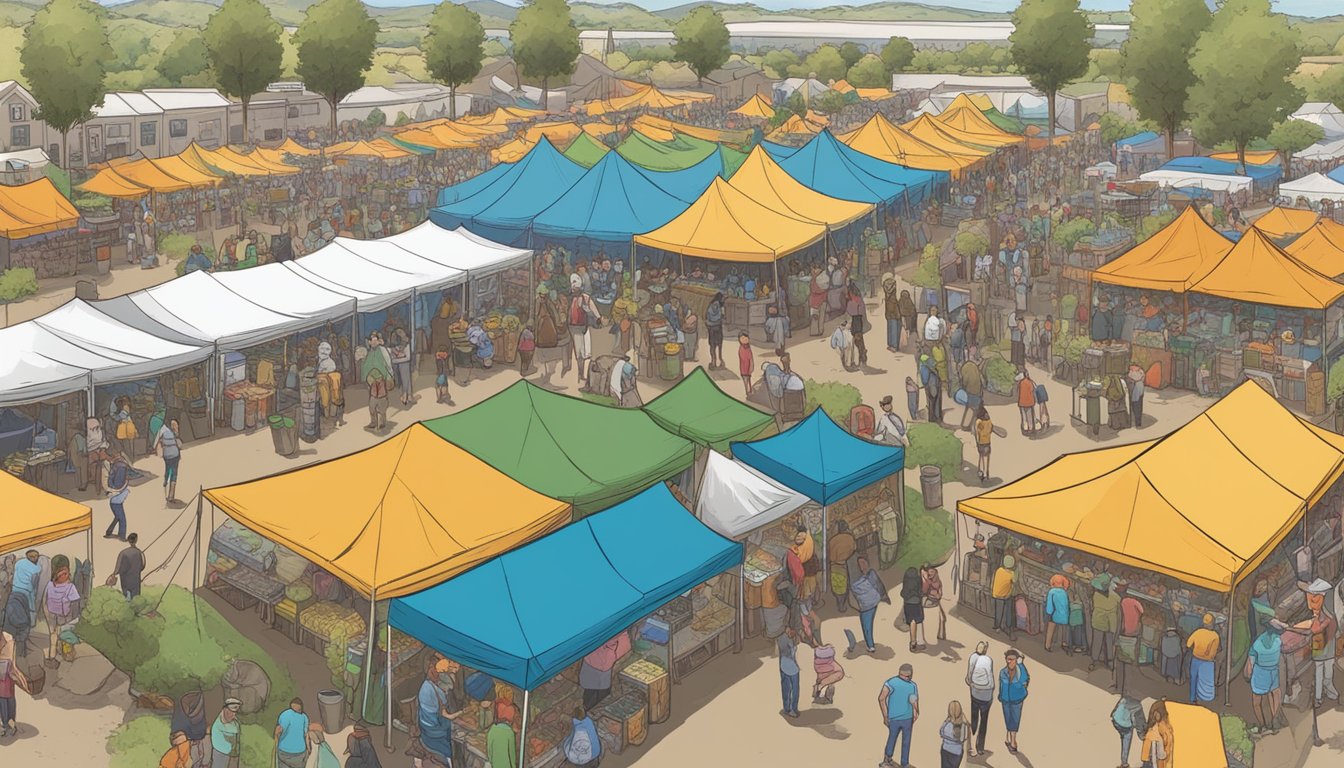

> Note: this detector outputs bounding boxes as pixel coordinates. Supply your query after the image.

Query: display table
[725,296,772,330]
[215,564,286,623]
[671,595,736,681]
[5,449,66,492]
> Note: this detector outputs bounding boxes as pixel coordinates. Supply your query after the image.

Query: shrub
[108,715,172,768]
[895,486,954,571]
[1052,218,1096,254]
[134,620,229,698]
[1058,334,1092,366]
[909,243,942,290]
[79,588,159,674]
[953,231,988,261]
[1220,714,1253,767]
[804,379,862,423]
[157,233,198,261]
[1059,293,1079,323]
[0,267,39,303]
[984,355,1017,396]
[905,421,963,478]
[1137,210,1177,243]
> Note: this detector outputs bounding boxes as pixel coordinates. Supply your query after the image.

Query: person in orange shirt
[159,731,192,768]
[1016,370,1037,435]
[1186,614,1221,705]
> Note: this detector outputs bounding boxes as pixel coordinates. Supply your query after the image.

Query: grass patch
[804,379,862,423]
[906,421,964,478]
[157,232,200,261]
[109,714,270,768]
[895,486,955,571]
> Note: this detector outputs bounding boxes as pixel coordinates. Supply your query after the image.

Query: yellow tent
[1093,207,1234,293]
[0,472,91,554]
[331,139,414,160]
[585,85,697,116]
[831,79,855,94]
[395,125,479,150]
[218,145,298,175]
[1165,702,1229,768]
[855,87,897,102]
[1186,227,1344,309]
[107,158,196,193]
[77,167,150,199]
[276,137,321,157]
[459,107,546,128]
[203,424,572,599]
[151,155,222,187]
[490,137,534,164]
[0,178,82,237]
[178,142,270,177]
[730,146,873,228]
[1285,218,1344,278]
[1208,150,1280,166]
[634,177,827,263]
[766,113,826,141]
[632,115,751,147]
[583,122,621,141]
[935,94,1025,146]
[731,94,776,120]
[901,113,996,156]
[632,122,677,143]
[524,120,584,146]
[959,381,1344,592]
[804,109,830,126]
[839,113,976,177]
[1251,206,1319,240]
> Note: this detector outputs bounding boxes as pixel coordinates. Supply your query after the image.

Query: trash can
[317,689,345,734]
[658,345,683,381]
[268,415,298,456]
[919,465,943,509]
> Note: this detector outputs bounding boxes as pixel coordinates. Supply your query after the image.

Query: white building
[81,92,164,167]
[337,84,470,127]
[0,81,54,161]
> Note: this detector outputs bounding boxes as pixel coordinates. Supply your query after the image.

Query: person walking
[905,377,920,421]
[1089,575,1120,674]
[778,626,801,718]
[107,533,145,600]
[44,564,80,669]
[274,698,309,768]
[1126,364,1146,428]
[959,355,984,430]
[1044,574,1071,653]
[1139,700,1173,768]
[850,556,890,653]
[827,520,858,613]
[706,292,725,369]
[998,649,1030,755]
[1110,696,1147,768]
[209,698,243,768]
[939,701,970,768]
[1246,605,1286,735]
[151,418,182,504]
[1015,369,1037,435]
[920,355,943,423]
[879,663,919,768]
[1115,580,1144,694]
[974,407,993,483]
[105,451,131,541]
[901,567,925,652]
[1186,613,1221,705]
[923,564,947,642]
[883,278,902,352]
[738,333,755,397]
[965,641,994,757]
[898,290,918,352]
[991,556,1016,641]
[365,369,389,432]
[567,274,601,384]
[846,283,868,367]
[811,642,845,705]
[1303,577,1338,708]
[0,626,30,738]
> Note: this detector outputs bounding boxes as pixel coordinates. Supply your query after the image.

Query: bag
[537,310,559,348]
[1115,635,1140,665]
[830,563,848,595]
[567,725,595,765]
[1035,384,1049,404]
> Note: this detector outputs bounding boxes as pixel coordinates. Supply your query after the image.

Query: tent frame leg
[1224,583,1235,708]
[736,563,745,653]
[821,505,829,606]
[519,689,532,768]
[362,588,378,721]
[386,624,395,750]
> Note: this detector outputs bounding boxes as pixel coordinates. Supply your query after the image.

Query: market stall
[203,424,572,739]
[642,366,775,491]
[0,469,92,563]
[957,382,1344,704]
[389,483,743,767]
[1252,206,1319,241]
[1285,218,1344,278]
[385,222,534,325]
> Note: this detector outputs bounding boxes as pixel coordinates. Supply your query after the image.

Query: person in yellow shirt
[991,555,1017,641]
[159,731,192,768]
[1186,613,1221,704]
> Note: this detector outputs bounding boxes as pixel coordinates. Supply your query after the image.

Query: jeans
[780,670,800,714]
[940,747,963,768]
[107,501,127,539]
[1316,659,1340,703]
[993,597,1015,634]
[163,455,180,485]
[885,718,913,764]
[1116,724,1134,765]
[859,606,877,650]
[1091,629,1115,663]
[887,318,900,349]
[969,695,991,753]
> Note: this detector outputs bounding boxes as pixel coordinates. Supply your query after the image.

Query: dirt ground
[5,292,1343,767]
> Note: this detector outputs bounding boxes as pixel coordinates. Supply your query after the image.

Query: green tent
[617,131,747,177]
[642,367,774,452]
[982,107,1026,134]
[563,132,612,168]
[422,380,695,517]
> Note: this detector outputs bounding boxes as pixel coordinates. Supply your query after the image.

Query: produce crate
[210,583,259,613]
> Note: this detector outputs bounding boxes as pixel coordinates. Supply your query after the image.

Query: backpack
[537,308,559,348]
[567,723,595,764]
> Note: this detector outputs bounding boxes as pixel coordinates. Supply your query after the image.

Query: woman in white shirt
[939,700,970,768]
[965,641,995,757]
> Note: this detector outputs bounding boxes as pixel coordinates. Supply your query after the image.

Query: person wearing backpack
[561,707,601,767]
[939,700,970,768]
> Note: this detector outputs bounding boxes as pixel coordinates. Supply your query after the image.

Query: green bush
[1059,294,1079,323]
[78,588,160,674]
[1137,210,1177,243]
[157,233,199,261]
[1220,714,1253,767]
[953,231,988,261]
[984,355,1017,396]
[107,715,271,768]
[906,421,963,478]
[1330,359,1344,402]
[0,267,39,303]
[1052,218,1097,254]
[134,620,230,699]
[895,486,954,571]
[1058,334,1092,366]
[909,243,942,290]
[804,379,862,423]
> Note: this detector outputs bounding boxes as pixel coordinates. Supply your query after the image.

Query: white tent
[1298,138,1344,162]
[1086,161,1118,179]
[331,236,469,289]
[694,450,812,539]
[210,262,357,327]
[1279,172,1344,203]
[282,240,464,313]
[1140,169,1253,193]
[1291,102,1344,140]
[384,223,533,277]
[32,299,211,385]
[0,324,96,407]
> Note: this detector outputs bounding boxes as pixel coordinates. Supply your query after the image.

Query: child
[905,376,920,421]
[518,326,536,377]
[434,347,453,406]
[829,319,854,370]
[738,332,754,396]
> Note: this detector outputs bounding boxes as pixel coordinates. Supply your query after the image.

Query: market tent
[855,87,897,102]
[1208,150,1279,166]
[1279,172,1344,203]
[458,107,546,128]
[178,142,269,178]
[1185,227,1344,310]
[616,130,747,177]
[0,178,81,237]
[1285,219,1344,277]
[980,106,1026,134]
[285,239,465,313]
[1251,206,1319,240]
[732,408,905,506]
[730,146,873,229]
[1165,702,1229,768]
[395,123,483,150]
[531,151,701,243]
[331,139,415,160]
[838,113,976,177]
[151,155,223,187]
[77,167,149,199]
[99,158,194,193]
[31,298,212,384]
[0,471,91,554]
[731,94,776,120]
[766,130,944,209]
[211,261,358,325]
[1297,138,1344,162]
[205,423,571,599]
[562,132,612,168]
[631,115,750,147]
[489,137,533,165]
[934,94,1025,147]
[694,450,810,539]
[1092,207,1233,293]
[1144,156,1281,193]
[523,120,585,146]
[424,381,695,514]
[900,114,995,157]
[1141,167,1253,194]
[217,145,299,175]
[631,150,731,202]
[633,177,828,264]
[275,138,321,157]
[958,381,1344,592]
[766,113,827,142]
[389,482,741,691]
[0,323,112,406]
[643,366,774,451]
[384,222,533,277]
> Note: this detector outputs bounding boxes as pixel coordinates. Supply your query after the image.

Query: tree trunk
[241,96,250,146]
[329,95,339,136]
[1046,88,1056,157]
[541,77,549,111]
[1237,142,1247,176]
[449,83,457,120]
[1164,120,1175,163]
[61,128,68,170]
[1283,152,1292,180]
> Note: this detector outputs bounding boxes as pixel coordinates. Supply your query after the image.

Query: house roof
[94,93,164,118]
[143,89,231,111]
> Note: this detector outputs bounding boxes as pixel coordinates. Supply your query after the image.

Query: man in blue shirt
[275,698,310,768]
[878,663,919,768]
[778,627,801,719]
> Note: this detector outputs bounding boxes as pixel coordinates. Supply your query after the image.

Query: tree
[879,36,914,76]
[424,2,485,120]
[1315,65,1344,113]
[204,0,283,144]
[802,44,847,83]
[294,0,379,134]
[157,30,209,86]
[847,54,889,89]
[19,0,112,167]
[1121,0,1210,160]
[511,0,580,110]
[1009,0,1092,140]
[761,48,799,79]
[1267,119,1325,178]
[1188,0,1301,172]
[672,6,730,86]
[839,41,864,70]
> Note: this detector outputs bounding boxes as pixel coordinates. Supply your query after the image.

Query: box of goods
[301,601,365,645]
[655,596,693,633]
[640,618,670,646]
[1101,343,1130,375]
[621,660,670,724]
[220,565,287,604]
[597,692,648,749]
[212,583,259,612]
[1082,347,1103,371]
[273,545,310,584]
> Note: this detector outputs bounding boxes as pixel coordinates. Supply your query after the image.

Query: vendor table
[5,449,66,492]
[670,595,736,681]
[214,564,286,624]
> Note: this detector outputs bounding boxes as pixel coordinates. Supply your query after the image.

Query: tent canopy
[935,94,1025,147]
[1165,702,1229,768]
[1115,131,1159,149]
[766,131,943,208]
[1252,206,1319,240]
[767,113,826,141]
[731,94,776,120]
[1286,219,1344,278]
[107,158,196,192]
[459,107,547,127]
[958,382,1344,592]
[77,168,149,199]
[730,146,874,229]
[276,138,321,157]
[423,381,696,516]
[0,472,91,554]
[694,451,811,539]
[1208,150,1279,166]
[384,222,533,277]
[642,366,774,451]
[389,483,741,691]
[732,408,905,505]
[531,151,700,243]
[1093,207,1233,293]
[489,137,533,165]
[900,114,995,157]
[617,130,747,177]
[562,132,612,168]
[31,299,211,385]
[210,261,357,325]
[284,239,465,313]
[632,115,749,147]
[0,324,91,406]
[1297,138,1344,162]
[205,424,571,599]
[0,178,81,238]
[1279,171,1344,202]
[633,177,827,263]
[838,113,976,177]
[1187,227,1344,310]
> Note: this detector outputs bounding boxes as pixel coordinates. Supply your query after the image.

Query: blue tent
[389,483,742,691]
[1327,166,1344,184]
[428,138,586,244]
[632,151,726,202]
[1159,156,1282,189]
[531,152,700,242]
[762,140,800,159]
[766,131,946,210]
[436,161,514,207]
[732,408,904,505]
[1115,131,1159,149]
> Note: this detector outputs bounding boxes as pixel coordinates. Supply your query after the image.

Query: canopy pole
[519,689,532,768]
[362,588,378,721]
[736,562,745,653]
[821,505,829,607]
[86,528,93,578]
[1224,582,1235,708]
[86,370,95,417]
[953,507,962,596]
[772,258,782,310]
[385,624,394,750]
[409,289,418,392]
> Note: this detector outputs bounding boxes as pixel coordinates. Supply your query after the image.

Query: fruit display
[300,600,365,642]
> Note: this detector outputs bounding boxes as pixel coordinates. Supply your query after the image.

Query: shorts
[904,602,925,625]
[436,374,448,386]
[977,444,991,457]
[708,325,724,348]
